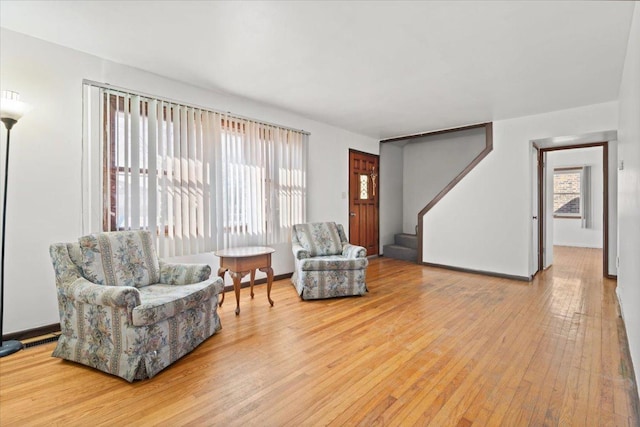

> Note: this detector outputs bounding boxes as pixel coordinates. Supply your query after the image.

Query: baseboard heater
[21,332,61,348]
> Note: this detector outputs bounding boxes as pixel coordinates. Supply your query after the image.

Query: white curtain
[217,116,267,248]
[269,127,307,244]
[86,85,308,257]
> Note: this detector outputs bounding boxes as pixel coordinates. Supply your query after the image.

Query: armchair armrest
[342,243,367,259]
[292,242,311,260]
[58,277,141,309]
[159,261,212,285]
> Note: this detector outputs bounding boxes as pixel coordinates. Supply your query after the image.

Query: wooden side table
[214,246,275,315]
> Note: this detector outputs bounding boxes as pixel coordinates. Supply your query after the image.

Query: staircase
[383,233,418,263]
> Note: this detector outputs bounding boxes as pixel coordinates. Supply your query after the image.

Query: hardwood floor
[1,246,638,426]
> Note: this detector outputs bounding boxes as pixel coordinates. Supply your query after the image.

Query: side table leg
[260,266,275,307]
[230,271,244,315]
[217,267,227,307]
[250,269,256,299]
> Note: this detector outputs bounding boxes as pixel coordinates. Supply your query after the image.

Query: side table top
[214,246,275,258]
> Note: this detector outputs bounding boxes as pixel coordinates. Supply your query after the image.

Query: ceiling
[0,1,635,139]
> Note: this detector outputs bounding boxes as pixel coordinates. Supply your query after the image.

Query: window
[88,85,308,257]
[553,167,582,218]
[105,95,155,231]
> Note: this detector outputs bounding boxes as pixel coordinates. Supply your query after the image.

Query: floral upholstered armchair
[49,230,224,382]
[291,222,368,300]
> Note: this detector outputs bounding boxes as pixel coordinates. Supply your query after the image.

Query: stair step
[383,244,418,262]
[394,233,418,249]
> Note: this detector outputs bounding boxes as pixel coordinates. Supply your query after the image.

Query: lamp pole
[0,91,29,357]
[0,117,22,357]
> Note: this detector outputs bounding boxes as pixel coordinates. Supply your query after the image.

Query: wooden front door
[349,150,379,256]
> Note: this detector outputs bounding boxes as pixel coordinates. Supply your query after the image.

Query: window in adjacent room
[553,167,582,218]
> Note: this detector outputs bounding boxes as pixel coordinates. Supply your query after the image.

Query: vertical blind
[88,85,308,257]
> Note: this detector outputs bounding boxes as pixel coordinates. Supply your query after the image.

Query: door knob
[350,212,356,217]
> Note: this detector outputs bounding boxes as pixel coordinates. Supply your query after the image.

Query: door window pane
[359,174,369,199]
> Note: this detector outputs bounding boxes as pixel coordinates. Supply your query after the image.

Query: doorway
[535,142,611,277]
[348,149,379,256]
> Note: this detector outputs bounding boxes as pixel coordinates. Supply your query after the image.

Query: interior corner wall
[422,101,618,278]
[547,147,603,249]
[607,141,618,277]
[402,128,486,234]
[379,142,403,254]
[0,28,379,334]
[616,1,640,393]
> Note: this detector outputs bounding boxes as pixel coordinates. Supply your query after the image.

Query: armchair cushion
[293,222,343,256]
[79,230,160,288]
[132,281,223,327]
[299,255,368,271]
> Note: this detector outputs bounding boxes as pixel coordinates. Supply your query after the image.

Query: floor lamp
[0,91,30,357]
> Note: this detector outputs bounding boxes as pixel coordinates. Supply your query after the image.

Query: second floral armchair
[291,222,368,300]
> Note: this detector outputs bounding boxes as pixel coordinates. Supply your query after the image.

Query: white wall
[379,142,403,253]
[616,2,640,393]
[422,102,618,279]
[0,29,379,334]
[548,147,603,248]
[402,128,485,233]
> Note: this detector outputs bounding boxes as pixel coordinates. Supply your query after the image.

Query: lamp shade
[0,91,30,121]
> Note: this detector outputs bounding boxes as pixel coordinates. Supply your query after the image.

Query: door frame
[348,149,380,255]
[536,141,612,278]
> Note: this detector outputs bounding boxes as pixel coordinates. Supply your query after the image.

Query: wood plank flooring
[1,246,638,426]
